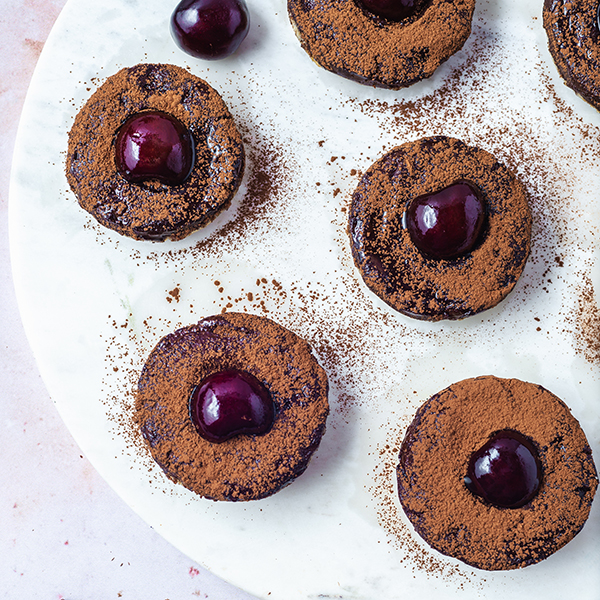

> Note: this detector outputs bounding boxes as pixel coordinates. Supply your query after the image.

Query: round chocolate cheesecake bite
[348,136,532,321]
[543,0,600,111]
[397,376,598,570]
[135,312,329,501]
[66,63,244,241]
[287,0,476,89]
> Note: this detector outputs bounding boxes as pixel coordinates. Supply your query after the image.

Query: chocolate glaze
[66,63,244,241]
[287,0,475,89]
[136,312,329,501]
[397,376,598,570]
[543,0,600,111]
[348,137,532,321]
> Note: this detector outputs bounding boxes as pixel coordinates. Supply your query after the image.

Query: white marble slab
[8,0,600,598]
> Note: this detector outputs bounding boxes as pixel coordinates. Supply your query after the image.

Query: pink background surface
[0,1,256,597]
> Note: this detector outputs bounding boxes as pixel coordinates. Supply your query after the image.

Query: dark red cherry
[465,430,542,508]
[115,111,194,185]
[190,370,274,443]
[406,180,486,260]
[356,0,430,21]
[170,0,250,60]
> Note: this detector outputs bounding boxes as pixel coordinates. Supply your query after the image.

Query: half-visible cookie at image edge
[287,0,476,89]
[348,136,532,321]
[543,0,600,111]
[66,63,244,241]
[397,376,598,570]
[135,312,329,501]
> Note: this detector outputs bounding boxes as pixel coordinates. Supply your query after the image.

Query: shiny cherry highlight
[406,180,486,260]
[170,0,250,60]
[115,111,194,185]
[357,0,430,21]
[465,430,542,508]
[190,370,274,443]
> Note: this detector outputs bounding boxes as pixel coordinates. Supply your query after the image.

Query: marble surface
[0,1,255,598]
[3,0,600,598]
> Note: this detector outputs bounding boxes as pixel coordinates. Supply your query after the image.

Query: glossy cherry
[465,430,542,508]
[406,180,486,260]
[190,370,274,443]
[115,111,195,185]
[170,0,250,60]
[356,0,430,21]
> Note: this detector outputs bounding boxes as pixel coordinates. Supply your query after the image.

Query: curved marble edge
[8,0,600,598]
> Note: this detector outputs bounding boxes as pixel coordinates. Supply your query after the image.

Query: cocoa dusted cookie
[66,63,244,241]
[348,136,531,321]
[543,0,600,111]
[136,312,329,501]
[397,376,598,570]
[287,0,476,89]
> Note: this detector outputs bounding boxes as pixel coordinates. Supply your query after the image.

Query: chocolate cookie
[348,136,532,321]
[287,0,475,89]
[543,0,600,111]
[397,376,598,570]
[136,312,329,501]
[66,63,244,241]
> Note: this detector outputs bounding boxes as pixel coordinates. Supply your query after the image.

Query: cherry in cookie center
[355,0,432,22]
[189,369,275,443]
[115,111,196,186]
[405,180,487,261]
[464,429,543,509]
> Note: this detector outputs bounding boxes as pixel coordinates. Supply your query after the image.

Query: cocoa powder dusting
[134,312,329,501]
[397,376,598,570]
[349,136,532,320]
[570,273,600,364]
[66,63,244,241]
[345,30,600,363]
[287,0,476,89]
